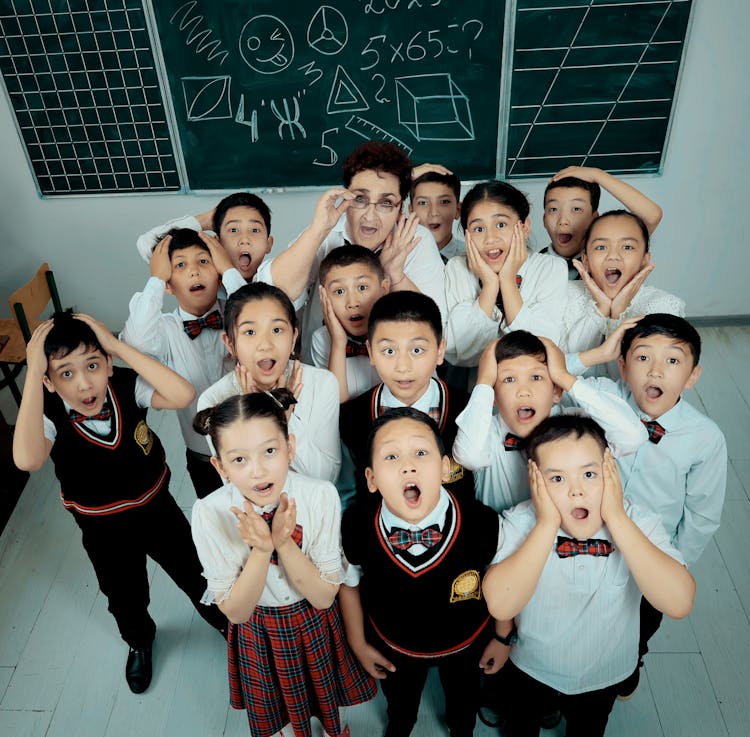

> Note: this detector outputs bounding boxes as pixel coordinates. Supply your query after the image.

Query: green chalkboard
[0,0,181,195]
[150,0,506,190]
[506,0,693,177]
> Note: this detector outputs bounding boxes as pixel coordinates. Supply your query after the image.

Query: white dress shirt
[444,251,568,368]
[197,364,342,484]
[310,325,380,400]
[191,471,345,606]
[491,498,684,694]
[452,380,647,512]
[119,270,245,453]
[255,213,447,362]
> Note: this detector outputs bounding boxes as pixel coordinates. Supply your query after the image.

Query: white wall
[1,0,748,330]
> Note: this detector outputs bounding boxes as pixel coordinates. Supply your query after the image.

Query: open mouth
[349,314,364,324]
[359,225,378,237]
[428,222,442,232]
[486,248,504,261]
[403,482,421,506]
[517,406,535,421]
[572,507,589,520]
[189,284,205,292]
[238,251,252,270]
[604,268,622,285]
[557,233,573,245]
[646,385,663,399]
[253,482,273,495]
[257,358,277,374]
[82,396,98,410]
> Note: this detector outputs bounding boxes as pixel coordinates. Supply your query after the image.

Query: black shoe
[616,667,640,701]
[539,709,562,729]
[126,646,152,694]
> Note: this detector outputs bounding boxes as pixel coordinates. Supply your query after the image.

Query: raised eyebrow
[224,217,264,226]
[328,274,373,286]
[238,317,290,327]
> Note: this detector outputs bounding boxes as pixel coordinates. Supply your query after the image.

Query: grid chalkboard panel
[506,0,692,178]
[0,0,181,195]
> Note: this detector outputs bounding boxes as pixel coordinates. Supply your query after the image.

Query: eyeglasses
[349,194,402,214]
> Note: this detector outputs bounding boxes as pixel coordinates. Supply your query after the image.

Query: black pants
[73,487,226,648]
[185,448,222,499]
[502,661,621,737]
[639,595,664,661]
[370,629,484,737]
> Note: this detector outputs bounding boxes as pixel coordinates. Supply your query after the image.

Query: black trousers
[502,661,621,737]
[72,487,226,648]
[185,447,223,499]
[639,595,664,661]
[370,628,484,737]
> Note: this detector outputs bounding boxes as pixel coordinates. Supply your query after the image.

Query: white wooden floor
[1,325,749,737]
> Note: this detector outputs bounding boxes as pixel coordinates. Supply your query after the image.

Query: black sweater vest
[44,367,168,516]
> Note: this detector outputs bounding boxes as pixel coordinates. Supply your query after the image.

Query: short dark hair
[526,414,607,463]
[461,180,530,231]
[341,141,413,200]
[620,313,701,366]
[193,388,296,455]
[212,192,272,234]
[494,330,547,366]
[367,406,446,466]
[44,309,105,363]
[367,291,442,343]
[410,170,461,202]
[165,227,208,259]
[544,176,601,212]
[223,282,298,349]
[583,209,650,254]
[319,244,385,286]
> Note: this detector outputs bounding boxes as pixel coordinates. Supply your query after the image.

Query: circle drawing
[307,6,348,56]
[239,15,294,75]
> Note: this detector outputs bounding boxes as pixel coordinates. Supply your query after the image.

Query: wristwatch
[493,624,518,646]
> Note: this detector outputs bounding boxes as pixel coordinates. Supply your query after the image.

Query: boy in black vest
[340,408,512,737]
[13,311,226,694]
[339,291,474,505]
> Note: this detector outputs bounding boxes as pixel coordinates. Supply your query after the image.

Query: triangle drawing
[326,65,370,115]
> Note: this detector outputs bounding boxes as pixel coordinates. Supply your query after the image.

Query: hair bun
[267,387,297,411]
[192,407,213,435]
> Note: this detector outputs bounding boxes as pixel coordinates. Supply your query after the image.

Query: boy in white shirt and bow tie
[121,228,246,497]
[483,415,695,737]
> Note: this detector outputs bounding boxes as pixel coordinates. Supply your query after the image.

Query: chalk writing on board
[239,16,295,75]
[182,76,233,122]
[235,94,259,143]
[170,2,229,66]
[313,128,340,167]
[345,115,413,155]
[326,66,370,115]
[307,7,349,56]
[270,97,307,140]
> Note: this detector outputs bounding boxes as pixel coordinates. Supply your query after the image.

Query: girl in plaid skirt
[192,389,376,737]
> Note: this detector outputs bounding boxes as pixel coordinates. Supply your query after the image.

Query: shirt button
[284,596,290,601]
[579,565,584,571]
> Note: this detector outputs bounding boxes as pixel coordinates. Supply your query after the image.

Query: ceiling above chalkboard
[0,0,693,195]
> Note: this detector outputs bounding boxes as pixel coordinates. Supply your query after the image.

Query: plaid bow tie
[183,310,223,339]
[388,523,443,551]
[345,338,369,358]
[259,508,303,563]
[69,404,112,423]
[503,432,526,452]
[556,536,615,558]
[642,419,666,444]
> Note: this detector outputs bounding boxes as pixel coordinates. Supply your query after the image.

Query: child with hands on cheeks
[444,181,568,369]
[13,311,227,695]
[120,228,247,497]
[452,330,647,514]
[314,244,390,402]
[191,390,375,737]
[339,408,511,737]
[255,141,447,361]
[562,210,685,376]
[483,416,695,737]
[196,282,341,484]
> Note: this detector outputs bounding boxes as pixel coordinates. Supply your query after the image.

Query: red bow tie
[556,536,614,558]
[387,524,443,551]
[642,419,666,444]
[345,339,369,358]
[183,310,223,339]
[503,432,526,452]
[69,405,112,423]
[259,508,303,563]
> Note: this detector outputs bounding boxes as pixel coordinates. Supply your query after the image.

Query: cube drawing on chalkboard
[395,74,474,142]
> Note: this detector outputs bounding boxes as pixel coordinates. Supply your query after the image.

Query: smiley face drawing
[239,15,294,75]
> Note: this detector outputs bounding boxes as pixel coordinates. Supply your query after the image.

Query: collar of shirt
[629,393,683,432]
[380,376,439,414]
[62,394,112,433]
[229,481,285,516]
[177,302,221,322]
[380,486,450,533]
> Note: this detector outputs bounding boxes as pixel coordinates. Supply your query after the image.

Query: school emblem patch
[134,420,154,456]
[450,569,481,603]
[447,456,464,483]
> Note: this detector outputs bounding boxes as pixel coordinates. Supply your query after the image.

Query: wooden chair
[0,263,63,405]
